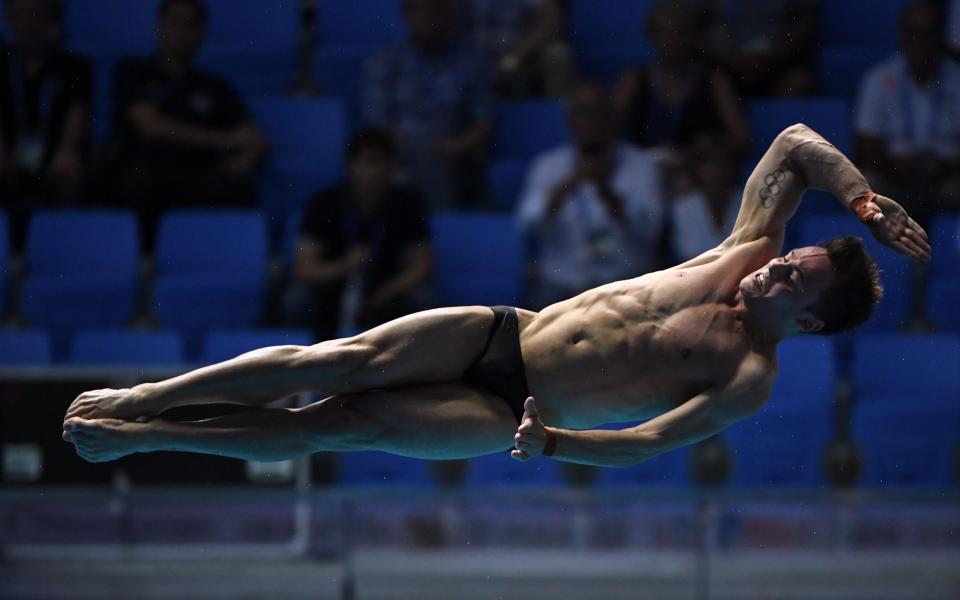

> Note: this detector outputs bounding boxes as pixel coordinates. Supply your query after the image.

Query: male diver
[63,124,930,467]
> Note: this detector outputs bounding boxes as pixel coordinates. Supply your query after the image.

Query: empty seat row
[2,209,527,338]
[14,209,267,336]
[0,328,314,366]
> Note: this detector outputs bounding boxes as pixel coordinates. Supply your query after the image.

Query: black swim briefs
[461,305,530,425]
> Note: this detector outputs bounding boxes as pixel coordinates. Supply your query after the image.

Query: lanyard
[898,60,944,155]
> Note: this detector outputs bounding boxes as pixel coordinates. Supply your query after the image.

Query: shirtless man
[62,123,931,467]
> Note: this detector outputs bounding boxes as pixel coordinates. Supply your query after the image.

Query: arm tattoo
[758,168,786,208]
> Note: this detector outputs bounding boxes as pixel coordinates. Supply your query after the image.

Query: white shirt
[516,143,665,290]
[854,55,960,159]
[670,187,742,262]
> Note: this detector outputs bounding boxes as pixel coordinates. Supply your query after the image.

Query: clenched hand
[511,397,546,461]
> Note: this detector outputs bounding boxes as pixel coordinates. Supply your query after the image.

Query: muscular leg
[66,382,519,463]
[313,305,498,392]
[108,306,501,418]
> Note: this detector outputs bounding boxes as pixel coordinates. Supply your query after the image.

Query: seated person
[102,0,267,250]
[517,82,666,309]
[361,0,494,209]
[285,129,434,339]
[614,0,750,158]
[0,0,91,250]
[697,0,820,96]
[855,0,960,221]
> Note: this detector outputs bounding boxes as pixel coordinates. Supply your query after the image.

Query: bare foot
[63,418,152,463]
[63,386,156,424]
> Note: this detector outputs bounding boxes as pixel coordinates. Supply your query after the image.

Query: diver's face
[740,247,834,330]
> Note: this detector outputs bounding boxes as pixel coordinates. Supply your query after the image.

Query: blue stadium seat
[853,405,957,488]
[249,97,347,220]
[575,46,653,87]
[68,330,184,366]
[196,0,299,95]
[820,0,907,49]
[429,213,525,306]
[259,155,337,249]
[487,159,528,211]
[248,96,347,163]
[63,0,159,58]
[796,214,913,331]
[819,46,893,103]
[0,330,52,365]
[748,98,853,160]
[930,214,960,282]
[568,0,657,56]
[317,0,406,46]
[336,451,434,486]
[465,451,563,487]
[927,279,960,332]
[153,210,268,334]
[21,210,139,332]
[201,328,315,364]
[0,210,8,317]
[851,333,959,488]
[315,45,374,127]
[928,215,960,331]
[595,448,690,488]
[493,100,570,161]
[852,333,960,409]
[724,337,837,487]
[64,0,296,95]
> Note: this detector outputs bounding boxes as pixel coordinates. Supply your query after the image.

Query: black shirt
[112,57,249,164]
[301,184,430,294]
[0,47,91,169]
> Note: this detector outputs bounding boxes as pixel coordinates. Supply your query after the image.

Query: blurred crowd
[2,0,959,339]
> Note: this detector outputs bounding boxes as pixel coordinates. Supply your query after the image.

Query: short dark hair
[158,0,207,24]
[346,129,395,162]
[806,236,883,335]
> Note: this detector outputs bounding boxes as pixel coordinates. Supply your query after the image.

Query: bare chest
[521,272,749,428]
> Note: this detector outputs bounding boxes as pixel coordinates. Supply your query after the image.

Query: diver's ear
[796,312,824,333]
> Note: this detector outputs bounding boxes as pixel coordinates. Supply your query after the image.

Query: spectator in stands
[696,0,820,96]
[361,0,494,209]
[517,82,665,309]
[668,134,742,262]
[459,0,576,98]
[0,0,91,250]
[102,0,267,250]
[854,0,960,220]
[613,0,749,158]
[285,129,434,339]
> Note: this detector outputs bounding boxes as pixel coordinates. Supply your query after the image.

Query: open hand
[858,194,931,261]
[511,396,546,461]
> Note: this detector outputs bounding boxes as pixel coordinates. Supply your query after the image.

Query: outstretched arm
[726,123,930,260]
[512,385,764,468]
